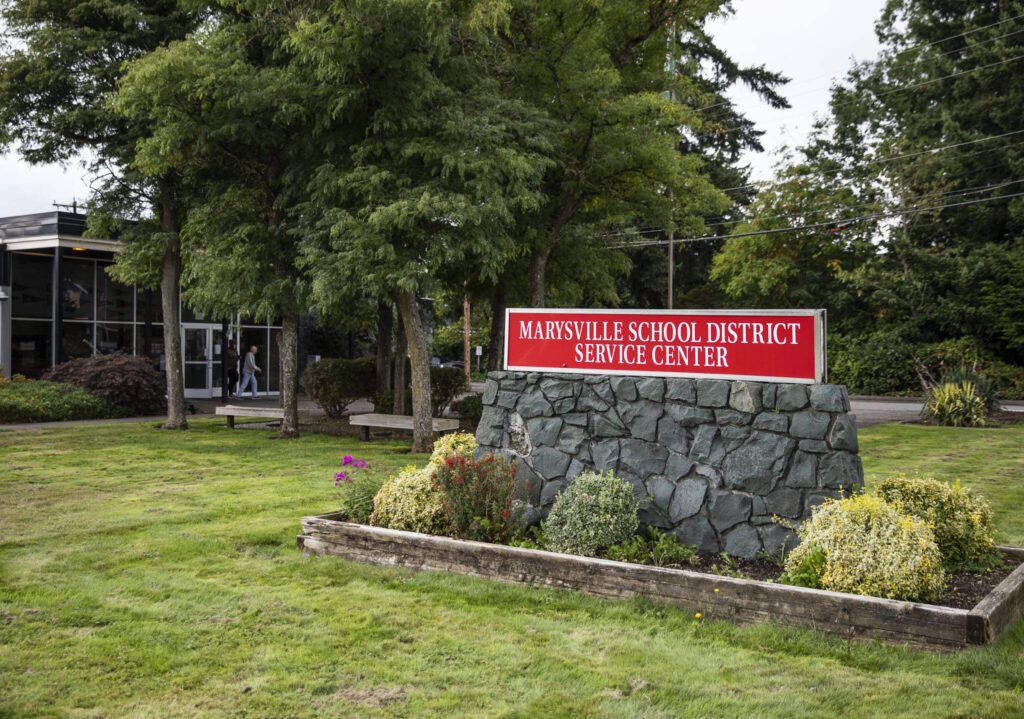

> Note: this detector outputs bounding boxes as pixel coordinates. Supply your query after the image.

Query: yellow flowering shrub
[427,432,478,472]
[784,494,946,602]
[875,475,1000,571]
[369,466,447,535]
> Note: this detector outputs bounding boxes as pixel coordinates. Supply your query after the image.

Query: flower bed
[297,513,1024,651]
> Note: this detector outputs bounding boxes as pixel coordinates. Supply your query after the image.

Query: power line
[609,187,1024,249]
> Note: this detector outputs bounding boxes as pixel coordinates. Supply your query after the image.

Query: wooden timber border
[298,512,1024,651]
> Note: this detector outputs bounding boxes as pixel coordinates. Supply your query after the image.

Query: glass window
[11,252,53,319]
[62,322,93,360]
[268,328,282,392]
[96,323,134,355]
[135,324,165,370]
[11,320,52,377]
[62,258,94,321]
[97,265,133,321]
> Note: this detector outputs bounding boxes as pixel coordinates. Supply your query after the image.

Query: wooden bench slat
[348,413,460,440]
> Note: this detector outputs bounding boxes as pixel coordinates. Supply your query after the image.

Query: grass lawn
[0,420,1022,718]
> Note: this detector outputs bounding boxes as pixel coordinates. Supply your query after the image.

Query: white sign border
[503,307,827,385]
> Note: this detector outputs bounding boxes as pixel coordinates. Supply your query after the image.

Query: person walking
[238,345,262,400]
[226,340,240,398]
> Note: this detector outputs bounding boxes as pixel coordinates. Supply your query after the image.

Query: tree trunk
[529,246,551,308]
[277,311,300,439]
[462,293,471,389]
[160,199,187,430]
[487,280,506,371]
[375,301,393,397]
[393,300,407,415]
[396,290,433,453]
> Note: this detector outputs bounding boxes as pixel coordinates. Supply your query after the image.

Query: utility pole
[463,293,471,388]
[667,226,674,309]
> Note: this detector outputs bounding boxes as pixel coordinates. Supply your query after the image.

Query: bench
[215,404,285,429]
[348,413,460,441]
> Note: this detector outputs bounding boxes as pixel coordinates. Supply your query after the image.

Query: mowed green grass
[0,420,1022,718]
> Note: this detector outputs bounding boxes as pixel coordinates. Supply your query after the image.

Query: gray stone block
[729,381,763,413]
[590,412,629,438]
[805,490,842,515]
[539,378,576,402]
[665,452,695,481]
[646,476,676,510]
[475,406,506,447]
[610,377,638,402]
[566,458,585,482]
[530,447,572,481]
[552,397,576,413]
[775,384,809,411]
[798,439,829,454]
[488,371,508,381]
[636,377,666,402]
[720,425,752,452]
[619,400,663,442]
[695,464,722,485]
[527,417,563,446]
[619,439,669,477]
[762,384,777,409]
[709,492,752,531]
[790,411,831,440]
[666,404,715,426]
[577,386,612,412]
[515,458,543,505]
[810,384,850,413]
[657,416,688,454]
[675,516,720,553]
[638,502,673,529]
[556,424,587,454]
[818,452,863,490]
[590,439,620,473]
[785,451,818,488]
[665,378,696,403]
[723,524,762,559]
[507,413,532,455]
[696,380,730,407]
[752,411,789,433]
[752,495,766,515]
[669,478,707,522]
[689,425,726,467]
[500,376,527,392]
[540,479,566,506]
[516,391,553,418]
[828,414,858,452]
[563,412,588,427]
[482,381,498,406]
[759,523,799,556]
[496,390,519,409]
[722,430,794,495]
[526,372,541,384]
[764,487,802,518]
[715,408,753,426]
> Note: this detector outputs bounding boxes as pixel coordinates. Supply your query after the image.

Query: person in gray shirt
[238,345,262,399]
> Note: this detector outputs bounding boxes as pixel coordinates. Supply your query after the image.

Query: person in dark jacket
[226,340,240,398]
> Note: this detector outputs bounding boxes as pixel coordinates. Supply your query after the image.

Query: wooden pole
[463,293,471,388]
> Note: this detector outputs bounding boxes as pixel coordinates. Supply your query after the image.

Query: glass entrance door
[182,325,223,399]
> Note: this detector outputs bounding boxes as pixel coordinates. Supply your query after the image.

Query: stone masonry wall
[475,371,863,558]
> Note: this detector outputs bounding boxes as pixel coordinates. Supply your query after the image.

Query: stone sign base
[475,371,863,558]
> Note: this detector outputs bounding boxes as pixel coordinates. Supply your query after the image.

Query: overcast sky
[0,0,886,217]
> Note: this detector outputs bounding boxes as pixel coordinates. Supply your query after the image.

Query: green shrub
[606,529,698,568]
[41,353,165,416]
[370,466,447,534]
[828,330,921,396]
[778,545,825,588]
[432,454,521,543]
[302,357,376,418]
[0,381,121,423]
[431,367,466,416]
[922,381,988,427]
[427,431,477,472]
[543,471,639,557]
[875,475,1001,572]
[782,494,945,601]
[452,393,483,427]
[334,456,383,525]
[919,337,1024,401]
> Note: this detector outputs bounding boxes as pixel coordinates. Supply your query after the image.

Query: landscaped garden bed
[301,432,1024,651]
[298,514,1024,651]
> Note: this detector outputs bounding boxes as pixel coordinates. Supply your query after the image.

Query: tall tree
[0,0,201,429]
[294,0,551,451]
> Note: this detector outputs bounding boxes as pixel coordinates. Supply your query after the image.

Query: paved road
[851,397,1024,427]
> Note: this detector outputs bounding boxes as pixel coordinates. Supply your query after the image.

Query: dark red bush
[42,353,166,416]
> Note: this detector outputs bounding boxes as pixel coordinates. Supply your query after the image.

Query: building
[0,211,284,397]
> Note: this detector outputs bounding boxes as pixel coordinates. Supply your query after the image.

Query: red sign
[504,309,825,384]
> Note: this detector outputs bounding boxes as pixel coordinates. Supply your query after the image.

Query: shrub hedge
[370,466,447,535]
[0,381,121,423]
[543,471,639,557]
[302,357,376,418]
[42,354,165,416]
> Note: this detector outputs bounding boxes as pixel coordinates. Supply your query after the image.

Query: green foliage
[40,354,166,416]
[784,494,946,602]
[0,381,120,423]
[430,367,466,417]
[431,454,521,543]
[543,471,639,557]
[370,466,447,535]
[779,545,825,589]
[302,358,376,418]
[875,476,1001,573]
[452,393,483,428]
[427,432,478,472]
[922,382,988,428]
[919,338,1024,401]
[605,529,699,568]
[828,330,921,396]
[337,473,386,525]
